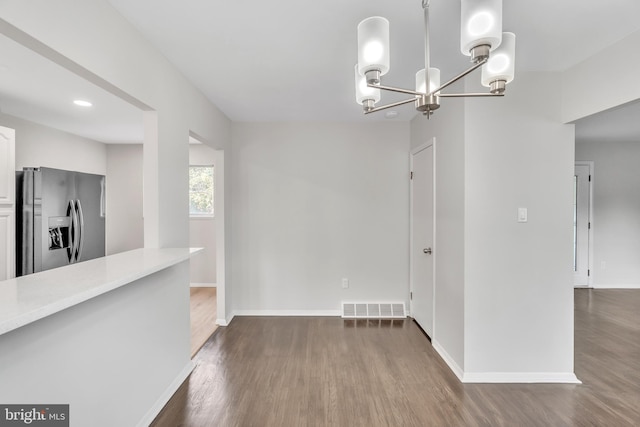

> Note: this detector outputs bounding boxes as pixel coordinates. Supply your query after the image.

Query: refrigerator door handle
[75,199,85,262]
[67,200,78,263]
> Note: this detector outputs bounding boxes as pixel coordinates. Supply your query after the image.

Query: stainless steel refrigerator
[15,167,106,277]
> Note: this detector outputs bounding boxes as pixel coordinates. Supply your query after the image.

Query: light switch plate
[518,207,528,223]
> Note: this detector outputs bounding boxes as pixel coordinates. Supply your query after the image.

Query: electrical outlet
[341,278,349,289]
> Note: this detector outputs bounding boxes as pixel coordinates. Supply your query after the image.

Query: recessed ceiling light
[73,100,93,107]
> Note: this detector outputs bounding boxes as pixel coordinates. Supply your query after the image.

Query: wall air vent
[341,302,406,319]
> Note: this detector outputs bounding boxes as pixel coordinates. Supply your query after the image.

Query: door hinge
[588,269,591,277]
[410,171,414,180]
[410,291,413,300]
[588,222,591,229]
[589,175,591,182]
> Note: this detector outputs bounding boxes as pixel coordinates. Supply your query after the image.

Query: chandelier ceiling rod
[423,0,431,101]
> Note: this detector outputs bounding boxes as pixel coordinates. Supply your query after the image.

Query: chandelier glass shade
[415,68,440,94]
[481,31,516,89]
[354,0,516,117]
[357,17,390,78]
[460,0,502,56]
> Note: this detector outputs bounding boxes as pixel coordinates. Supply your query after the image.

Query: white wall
[464,73,576,379]
[562,29,640,123]
[576,141,640,288]
[1,113,106,175]
[410,80,466,372]
[231,122,409,314]
[189,144,217,285]
[106,144,144,255]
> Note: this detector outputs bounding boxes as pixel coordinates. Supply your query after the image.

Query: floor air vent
[342,302,406,319]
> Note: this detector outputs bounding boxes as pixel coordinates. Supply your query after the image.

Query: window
[189,165,214,217]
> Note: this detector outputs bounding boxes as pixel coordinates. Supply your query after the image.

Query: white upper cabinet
[0,126,16,280]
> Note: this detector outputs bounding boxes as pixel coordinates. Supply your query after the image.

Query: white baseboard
[190,282,216,288]
[136,360,195,427]
[461,372,581,384]
[593,284,640,289]
[432,340,581,384]
[432,339,464,381]
[215,312,236,326]
[216,316,230,326]
[233,310,341,317]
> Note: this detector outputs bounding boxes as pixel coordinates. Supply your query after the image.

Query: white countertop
[0,247,202,336]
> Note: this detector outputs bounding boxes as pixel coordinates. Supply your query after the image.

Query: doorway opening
[410,139,435,339]
[574,161,593,287]
[188,136,223,356]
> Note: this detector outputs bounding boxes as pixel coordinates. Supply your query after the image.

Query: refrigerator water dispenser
[48,216,71,250]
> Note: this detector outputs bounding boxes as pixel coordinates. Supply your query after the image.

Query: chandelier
[354,0,516,117]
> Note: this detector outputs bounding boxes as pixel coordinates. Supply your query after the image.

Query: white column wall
[214,149,231,323]
[464,73,576,379]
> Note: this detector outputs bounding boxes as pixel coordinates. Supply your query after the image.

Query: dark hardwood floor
[152,289,640,426]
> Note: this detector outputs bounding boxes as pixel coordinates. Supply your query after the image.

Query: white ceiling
[106,0,640,123]
[0,34,143,144]
[1,0,640,142]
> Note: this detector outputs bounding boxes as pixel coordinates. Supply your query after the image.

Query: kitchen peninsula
[0,248,201,427]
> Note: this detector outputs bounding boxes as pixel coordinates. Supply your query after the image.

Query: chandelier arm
[438,93,504,98]
[364,97,417,115]
[368,83,424,97]
[428,58,487,97]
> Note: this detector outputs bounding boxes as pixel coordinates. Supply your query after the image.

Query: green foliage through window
[189,166,214,216]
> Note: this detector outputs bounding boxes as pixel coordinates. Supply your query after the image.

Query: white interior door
[0,126,16,280]
[411,143,434,337]
[574,163,591,287]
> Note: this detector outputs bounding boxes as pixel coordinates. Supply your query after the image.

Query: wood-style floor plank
[190,287,217,357]
[155,289,640,426]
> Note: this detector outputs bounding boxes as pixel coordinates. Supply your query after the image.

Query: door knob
[423,247,432,254]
